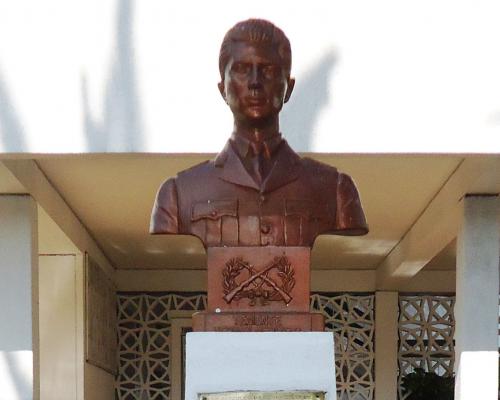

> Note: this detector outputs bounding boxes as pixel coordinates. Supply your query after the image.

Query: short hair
[219,19,292,80]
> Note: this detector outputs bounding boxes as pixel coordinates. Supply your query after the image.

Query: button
[210,210,217,217]
[260,195,266,202]
[261,224,271,234]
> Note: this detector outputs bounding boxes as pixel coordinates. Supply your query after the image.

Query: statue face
[219,42,294,124]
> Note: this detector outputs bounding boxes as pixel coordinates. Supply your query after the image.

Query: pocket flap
[191,200,237,221]
[286,199,331,219]
[285,199,312,218]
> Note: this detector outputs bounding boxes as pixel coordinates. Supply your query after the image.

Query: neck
[232,117,280,142]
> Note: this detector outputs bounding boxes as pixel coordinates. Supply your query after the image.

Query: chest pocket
[285,199,332,246]
[285,200,311,245]
[191,200,238,246]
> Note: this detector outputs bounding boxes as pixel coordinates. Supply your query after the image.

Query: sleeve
[149,178,180,234]
[334,172,369,235]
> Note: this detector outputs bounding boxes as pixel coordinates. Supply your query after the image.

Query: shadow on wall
[281,51,337,152]
[0,73,27,152]
[82,0,144,152]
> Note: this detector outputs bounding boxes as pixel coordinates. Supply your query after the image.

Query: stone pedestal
[185,332,336,400]
[207,247,311,312]
[188,248,332,398]
[197,246,323,332]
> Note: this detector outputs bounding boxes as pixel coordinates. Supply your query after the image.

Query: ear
[218,81,227,102]
[284,77,295,103]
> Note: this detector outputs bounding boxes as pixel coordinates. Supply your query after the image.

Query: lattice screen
[116,292,375,400]
[398,295,455,399]
[116,293,207,400]
[311,294,375,400]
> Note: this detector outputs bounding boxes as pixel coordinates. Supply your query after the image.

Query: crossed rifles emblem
[222,256,295,306]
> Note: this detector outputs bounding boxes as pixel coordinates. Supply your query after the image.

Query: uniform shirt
[150,139,368,247]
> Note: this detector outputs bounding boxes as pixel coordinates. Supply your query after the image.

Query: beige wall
[38,209,115,400]
[84,364,115,400]
[115,268,455,293]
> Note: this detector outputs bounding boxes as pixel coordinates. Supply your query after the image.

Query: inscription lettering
[211,314,302,331]
[234,314,281,328]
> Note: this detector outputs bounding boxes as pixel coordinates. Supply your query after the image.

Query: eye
[262,65,281,79]
[231,63,250,75]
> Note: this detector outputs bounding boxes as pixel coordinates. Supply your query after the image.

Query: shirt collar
[230,133,283,159]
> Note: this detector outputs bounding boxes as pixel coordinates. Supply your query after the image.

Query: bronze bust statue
[151,19,368,248]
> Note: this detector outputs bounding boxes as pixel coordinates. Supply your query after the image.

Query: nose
[248,66,263,89]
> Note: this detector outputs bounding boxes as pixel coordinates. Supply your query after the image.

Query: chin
[245,113,271,123]
[244,107,270,119]
[247,112,267,120]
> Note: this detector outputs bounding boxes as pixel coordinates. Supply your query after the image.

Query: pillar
[0,195,38,400]
[455,195,499,399]
[375,291,399,400]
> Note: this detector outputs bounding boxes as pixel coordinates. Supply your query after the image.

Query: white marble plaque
[200,391,325,400]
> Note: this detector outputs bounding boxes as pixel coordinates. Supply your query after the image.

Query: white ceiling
[32,153,464,270]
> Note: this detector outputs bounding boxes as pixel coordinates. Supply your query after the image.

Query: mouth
[245,97,267,106]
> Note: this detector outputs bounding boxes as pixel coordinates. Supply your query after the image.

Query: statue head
[217,19,295,126]
[218,19,292,79]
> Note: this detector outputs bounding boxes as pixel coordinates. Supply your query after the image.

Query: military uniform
[150,137,368,247]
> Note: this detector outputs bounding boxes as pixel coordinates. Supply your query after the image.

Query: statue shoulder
[301,157,368,234]
[300,157,339,178]
[175,160,214,182]
[334,172,369,236]
[150,177,179,234]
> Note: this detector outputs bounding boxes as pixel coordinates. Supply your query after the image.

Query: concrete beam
[2,160,115,278]
[376,157,500,289]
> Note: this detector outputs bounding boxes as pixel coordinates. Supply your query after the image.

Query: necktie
[249,142,268,184]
